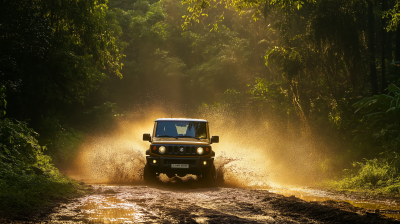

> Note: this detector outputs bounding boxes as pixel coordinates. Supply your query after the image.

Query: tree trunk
[381,0,387,92]
[368,0,378,95]
[396,23,400,61]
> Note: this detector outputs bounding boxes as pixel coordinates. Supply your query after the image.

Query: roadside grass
[0,156,88,212]
[325,156,400,196]
[0,167,87,211]
[0,118,88,212]
[0,176,86,212]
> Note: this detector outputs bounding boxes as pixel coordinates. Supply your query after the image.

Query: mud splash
[68,105,266,186]
[195,106,323,187]
[68,103,326,187]
[70,111,160,183]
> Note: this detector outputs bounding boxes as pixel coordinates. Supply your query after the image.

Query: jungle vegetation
[1,0,400,210]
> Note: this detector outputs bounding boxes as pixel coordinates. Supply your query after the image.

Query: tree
[0,0,123,127]
[367,0,378,95]
[381,0,387,92]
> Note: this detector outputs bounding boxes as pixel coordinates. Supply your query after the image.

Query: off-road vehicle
[142,118,220,182]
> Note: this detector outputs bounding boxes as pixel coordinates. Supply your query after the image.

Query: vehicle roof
[155,118,208,122]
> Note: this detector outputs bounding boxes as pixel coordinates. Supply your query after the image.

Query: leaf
[364,111,386,119]
[387,107,396,113]
[3,147,10,154]
[265,48,277,66]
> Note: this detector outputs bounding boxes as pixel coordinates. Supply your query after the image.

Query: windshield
[155,121,207,139]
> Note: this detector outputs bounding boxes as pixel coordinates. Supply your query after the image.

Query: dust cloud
[69,103,324,187]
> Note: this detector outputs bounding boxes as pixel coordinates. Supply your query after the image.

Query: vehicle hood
[152,138,210,145]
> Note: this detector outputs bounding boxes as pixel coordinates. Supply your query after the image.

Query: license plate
[171,164,189,168]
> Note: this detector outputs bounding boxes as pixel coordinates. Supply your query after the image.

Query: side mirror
[143,133,151,142]
[210,135,219,144]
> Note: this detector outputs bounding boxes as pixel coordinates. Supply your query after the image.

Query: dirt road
[3,180,399,224]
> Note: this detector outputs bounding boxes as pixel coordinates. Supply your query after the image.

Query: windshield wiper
[178,136,200,140]
[157,135,178,139]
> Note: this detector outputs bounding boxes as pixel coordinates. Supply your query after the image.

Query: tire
[143,164,158,183]
[200,164,217,184]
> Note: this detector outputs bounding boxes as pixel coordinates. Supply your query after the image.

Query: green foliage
[38,118,85,167]
[330,153,400,194]
[326,86,400,192]
[0,118,84,211]
[40,0,124,78]
[0,86,6,117]
[248,78,292,115]
[0,119,43,168]
[345,158,396,188]
[181,0,316,30]
[101,0,269,105]
[129,0,167,43]
[353,84,400,152]
[186,29,253,95]
[81,102,122,131]
[0,0,123,122]
[384,1,400,31]
[0,171,83,211]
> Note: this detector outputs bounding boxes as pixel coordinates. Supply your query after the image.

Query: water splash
[68,103,324,187]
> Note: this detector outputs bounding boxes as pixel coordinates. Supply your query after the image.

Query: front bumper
[146,156,214,176]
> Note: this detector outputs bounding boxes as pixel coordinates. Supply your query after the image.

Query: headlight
[159,146,166,154]
[197,147,204,155]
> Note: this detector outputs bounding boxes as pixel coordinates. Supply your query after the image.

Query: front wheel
[143,164,158,183]
[200,165,217,184]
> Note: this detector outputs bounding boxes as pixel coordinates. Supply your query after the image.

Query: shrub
[0,118,42,169]
[0,118,84,211]
[352,84,400,154]
[333,154,400,193]
[39,117,84,167]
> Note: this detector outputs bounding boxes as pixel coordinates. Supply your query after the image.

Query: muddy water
[267,187,400,220]
[72,194,146,223]
[42,183,398,224]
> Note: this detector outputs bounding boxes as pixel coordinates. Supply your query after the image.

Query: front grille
[166,145,197,155]
[150,144,211,156]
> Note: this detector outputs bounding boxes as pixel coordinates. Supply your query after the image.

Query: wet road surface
[269,187,400,220]
[5,182,399,224]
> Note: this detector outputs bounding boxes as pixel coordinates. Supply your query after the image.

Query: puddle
[58,196,144,223]
[77,196,144,223]
[55,186,152,223]
[268,187,400,220]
